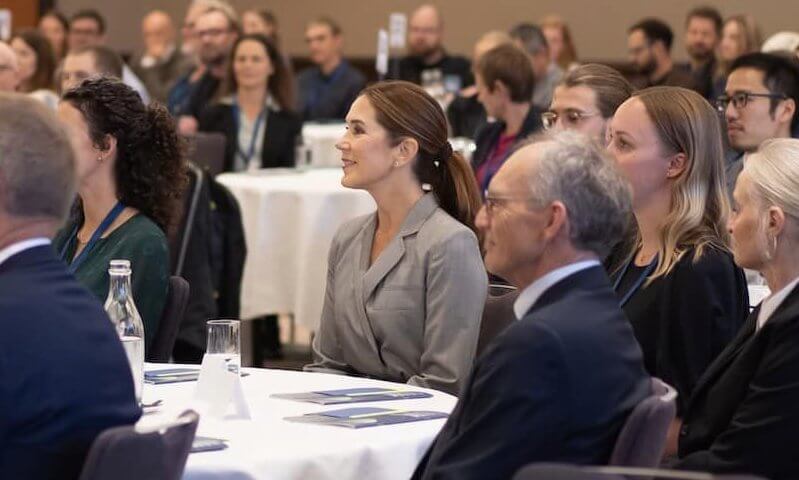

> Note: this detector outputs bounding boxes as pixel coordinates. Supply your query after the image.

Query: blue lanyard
[613,254,658,307]
[232,96,267,166]
[60,201,125,274]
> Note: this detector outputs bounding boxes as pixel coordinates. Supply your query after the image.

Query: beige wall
[58,0,799,62]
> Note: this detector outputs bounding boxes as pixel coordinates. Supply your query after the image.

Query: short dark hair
[685,6,723,36]
[73,45,123,79]
[70,9,105,35]
[476,44,535,103]
[308,16,341,36]
[730,52,799,131]
[629,18,674,52]
[509,23,548,55]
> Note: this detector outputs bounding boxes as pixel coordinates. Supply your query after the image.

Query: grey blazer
[305,194,487,395]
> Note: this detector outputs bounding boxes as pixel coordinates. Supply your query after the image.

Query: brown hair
[540,15,578,70]
[559,63,635,118]
[475,44,534,103]
[11,29,57,92]
[630,86,731,280]
[222,34,295,112]
[307,16,341,36]
[361,81,482,233]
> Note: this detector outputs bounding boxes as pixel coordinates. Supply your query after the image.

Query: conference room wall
[58,0,798,62]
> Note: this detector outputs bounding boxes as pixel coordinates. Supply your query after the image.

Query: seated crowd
[1,1,799,479]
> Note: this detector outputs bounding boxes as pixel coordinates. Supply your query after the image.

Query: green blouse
[53,214,169,351]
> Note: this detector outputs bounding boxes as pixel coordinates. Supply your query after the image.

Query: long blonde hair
[632,86,731,280]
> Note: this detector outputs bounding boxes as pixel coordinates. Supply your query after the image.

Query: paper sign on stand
[193,354,251,420]
[0,10,11,41]
[389,13,407,49]
[376,29,389,78]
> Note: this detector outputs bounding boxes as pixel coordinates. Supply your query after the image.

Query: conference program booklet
[145,368,249,384]
[271,387,432,405]
[284,406,448,428]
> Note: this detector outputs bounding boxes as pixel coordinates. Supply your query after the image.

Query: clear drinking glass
[206,319,241,377]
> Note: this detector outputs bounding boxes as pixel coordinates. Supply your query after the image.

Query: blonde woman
[606,86,749,416]
[675,138,799,479]
[712,14,762,98]
[541,15,579,71]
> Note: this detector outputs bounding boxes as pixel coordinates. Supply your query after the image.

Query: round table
[141,366,455,480]
[216,169,376,330]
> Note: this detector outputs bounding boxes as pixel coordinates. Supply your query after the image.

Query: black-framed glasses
[715,92,788,113]
[541,110,601,130]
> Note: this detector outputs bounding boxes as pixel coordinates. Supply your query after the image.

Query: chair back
[475,284,519,358]
[79,410,199,480]
[609,378,677,468]
[188,132,227,177]
[514,464,767,480]
[148,276,191,362]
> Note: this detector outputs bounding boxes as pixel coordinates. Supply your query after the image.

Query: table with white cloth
[140,366,456,480]
[216,168,376,331]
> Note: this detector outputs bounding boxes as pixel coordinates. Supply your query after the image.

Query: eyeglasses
[541,110,601,130]
[715,92,788,113]
[483,190,537,216]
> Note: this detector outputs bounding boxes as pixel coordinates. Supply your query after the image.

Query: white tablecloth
[300,123,347,168]
[140,366,455,480]
[216,169,376,329]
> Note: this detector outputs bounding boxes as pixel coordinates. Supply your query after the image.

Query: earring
[97,156,104,163]
[394,161,399,167]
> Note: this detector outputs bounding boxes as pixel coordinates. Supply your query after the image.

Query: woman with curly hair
[54,77,186,351]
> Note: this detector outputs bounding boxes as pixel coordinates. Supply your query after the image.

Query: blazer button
[680,425,688,437]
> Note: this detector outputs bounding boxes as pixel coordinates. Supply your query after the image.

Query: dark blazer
[0,245,141,479]
[198,102,302,172]
[675,283,799,479]
[412,266,651,480]
[471,106,543,187]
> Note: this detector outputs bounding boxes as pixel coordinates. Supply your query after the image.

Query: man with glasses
[718,52,799,195]
[0,42,20,92]
[168,4,240,135]
[412,131,650,480]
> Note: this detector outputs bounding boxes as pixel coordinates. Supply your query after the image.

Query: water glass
[206,319,241,377]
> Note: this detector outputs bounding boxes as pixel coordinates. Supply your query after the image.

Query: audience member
[471,43,541,194]
[168,3,240,135]
[606,86,748,420]
[199,34,300,171]
[683,6,723,99]
[761,31,799,58]
[297,17,365,122]
[541,15,579,71]
[0,92,140,479]
[305,81,486,395]
[627,18,695,90]
[545,63,634,143]
[714,14,762,98]
[179,0,214,57]
[60,45,123,93]
[673,138,799,480]
[0,42,20,93]
[67,9,151,104]
[412,131,650,479]
[54,78,186,353]
[720,53,799,193]
[10,30,58,108]
[37,10,69,61]
[509,23,563,110]
[446,30,512,139]
[132,10,194,103]
[242,8,280,45]
[394,5,472,90]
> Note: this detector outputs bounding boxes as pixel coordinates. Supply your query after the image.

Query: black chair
[79,410,199,480]
[187,132,227,177]
[148,276,190,362]
[475,284,519,358]
[513,464,766,480]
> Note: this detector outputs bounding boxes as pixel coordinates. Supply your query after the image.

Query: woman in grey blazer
[305,81,488,395]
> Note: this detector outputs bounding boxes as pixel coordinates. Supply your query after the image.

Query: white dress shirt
[513,259,601,320]
[756,276,799,331]
[0,237,51,268]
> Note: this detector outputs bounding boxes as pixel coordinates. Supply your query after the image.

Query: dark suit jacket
[412,266,650,480]
[198,102,302,172]
[675,283,799,479]
[471,106,543,186]
[0,245,141,479]
[131,48,195,104]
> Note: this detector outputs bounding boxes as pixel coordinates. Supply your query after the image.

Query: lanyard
[232,96,267,167]
[613,254,658,307]
[60,201,125,274]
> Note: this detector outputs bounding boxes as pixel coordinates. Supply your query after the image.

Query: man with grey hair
[0,93,139,478]
[510,23,563,110]
[412,131,650,480]
[0,42,20,92]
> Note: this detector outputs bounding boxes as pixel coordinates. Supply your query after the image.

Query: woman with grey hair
[674,138,799,479]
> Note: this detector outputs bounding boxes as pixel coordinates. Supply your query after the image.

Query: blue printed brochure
[283,407,448,428]
[271,387,432,405]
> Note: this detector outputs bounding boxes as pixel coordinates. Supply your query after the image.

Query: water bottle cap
[109,259,131,269]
